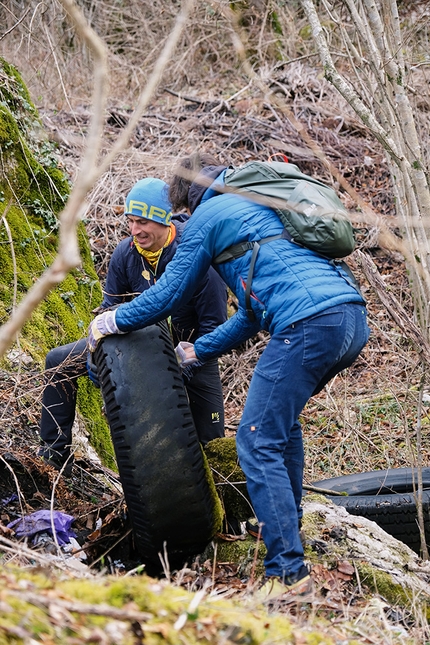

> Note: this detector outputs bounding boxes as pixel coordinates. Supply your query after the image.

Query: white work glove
[175,341,204,384]
[87,309,125,352]
[175,341,199,367]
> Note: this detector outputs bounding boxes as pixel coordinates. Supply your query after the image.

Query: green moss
[355,562,419,610]
[271,10,283,35]
[1,596,54,639]
[2,565,383,644]
[301,507,330,540]
[0,59,37,119]
[204,437,252,521]
[0,58,115,466]
[76,376,116,468]
[204,535,266,579]
[299,24,312,40]
[201,447,224,535]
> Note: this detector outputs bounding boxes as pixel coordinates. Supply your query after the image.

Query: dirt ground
[0,88,424,597]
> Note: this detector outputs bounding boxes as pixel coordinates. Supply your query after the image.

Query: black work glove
[181,360,204,385]
[86,352,100,388]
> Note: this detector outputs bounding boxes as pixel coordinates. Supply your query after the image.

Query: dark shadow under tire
[94,322,218,569]
[311,468,430,555]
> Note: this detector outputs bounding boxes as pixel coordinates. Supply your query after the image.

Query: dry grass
[2,0,429,491]
[0,0,310,110]
[1,3,430,641]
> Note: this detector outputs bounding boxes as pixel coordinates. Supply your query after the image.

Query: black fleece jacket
[101,214,227,344]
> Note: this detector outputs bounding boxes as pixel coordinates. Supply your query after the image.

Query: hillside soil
[0,81,427,632]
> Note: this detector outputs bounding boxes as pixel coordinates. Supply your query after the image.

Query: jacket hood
[188,165,227,213]
[172,212,189,225]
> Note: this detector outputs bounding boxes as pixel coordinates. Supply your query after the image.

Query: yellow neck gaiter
[133,223,176,270]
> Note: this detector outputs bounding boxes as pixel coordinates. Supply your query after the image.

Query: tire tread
[94,322,218,566]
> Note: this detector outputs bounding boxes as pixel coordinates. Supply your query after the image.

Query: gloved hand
[175,341,198,367]
[181,361,204,385]
[87,309,124,352]
[175,341,203,385]
[86,352,100,388]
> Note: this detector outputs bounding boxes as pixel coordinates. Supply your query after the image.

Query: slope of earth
[1,65,429,643]
[0,69,421,534]
[38,75,422,482]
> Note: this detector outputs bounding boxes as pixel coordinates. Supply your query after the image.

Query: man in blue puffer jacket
[88,155,370,596]
[39,177,227,475]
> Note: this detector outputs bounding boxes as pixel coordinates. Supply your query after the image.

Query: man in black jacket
[38,178,227,475]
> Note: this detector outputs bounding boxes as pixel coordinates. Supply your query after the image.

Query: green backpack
[213,161,361,321]
[223,160,355,259]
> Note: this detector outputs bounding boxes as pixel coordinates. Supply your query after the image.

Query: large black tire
[311,468,430,554]
[94,322,219,568]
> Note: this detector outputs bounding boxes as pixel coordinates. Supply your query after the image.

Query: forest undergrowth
[1,2,430,643]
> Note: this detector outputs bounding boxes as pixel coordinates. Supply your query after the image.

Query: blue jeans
[236,303,370,579]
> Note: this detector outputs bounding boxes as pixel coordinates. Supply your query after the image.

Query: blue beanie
[124,178,172,226]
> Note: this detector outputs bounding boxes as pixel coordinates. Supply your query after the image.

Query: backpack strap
[214,231,290,321]
[244,242,261,321]
[213,230,291,265]
[213,231,364,322]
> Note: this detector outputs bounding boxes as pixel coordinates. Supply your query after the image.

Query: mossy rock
[0,57,115,468]
[203,535,266,579]
[355,562,418,610]
[204,436,252,521]
[0,565,343,645]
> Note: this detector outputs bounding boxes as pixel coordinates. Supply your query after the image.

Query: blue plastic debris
[1,493,18,505]
[7,510,76,545]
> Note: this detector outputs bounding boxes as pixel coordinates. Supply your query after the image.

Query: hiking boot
[38,447,74,477]
[224,515,243,536]
[246,516,262,539]
[246,516,306,546]
[256,565,313,603]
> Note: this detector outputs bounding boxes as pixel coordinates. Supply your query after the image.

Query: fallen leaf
[337,560,355,576]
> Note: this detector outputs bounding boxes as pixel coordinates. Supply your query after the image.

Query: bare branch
[356,251,430,368]
[0,5,31,42]
[299,0,430,329]
[0,0,194,358]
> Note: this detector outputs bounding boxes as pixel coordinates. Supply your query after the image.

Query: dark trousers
[39,339,88,459]
[185,358,225,445]
[39,339,225,457]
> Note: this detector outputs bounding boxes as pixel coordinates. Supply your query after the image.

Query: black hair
[168,152,220,212]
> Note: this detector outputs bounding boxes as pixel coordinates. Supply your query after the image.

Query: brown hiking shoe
[256,565,313,603]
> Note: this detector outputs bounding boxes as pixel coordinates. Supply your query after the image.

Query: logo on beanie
[128,199,172,225]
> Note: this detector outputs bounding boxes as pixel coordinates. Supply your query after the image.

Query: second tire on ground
[312,468,430,554]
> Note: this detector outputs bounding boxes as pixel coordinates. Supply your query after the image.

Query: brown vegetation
[1,1,430,642]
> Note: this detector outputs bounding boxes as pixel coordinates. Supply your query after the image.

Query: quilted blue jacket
[101,214,227,344]
[115,172,365,361]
